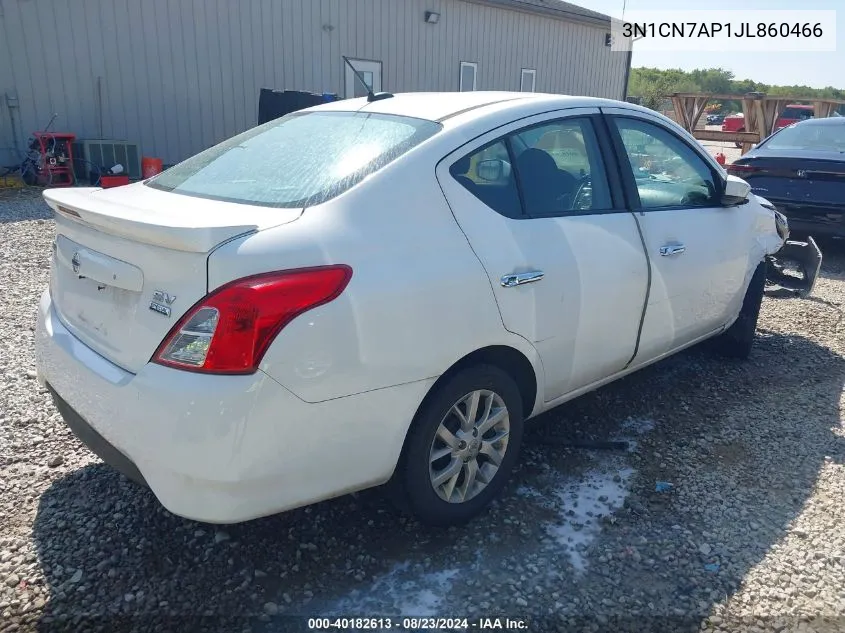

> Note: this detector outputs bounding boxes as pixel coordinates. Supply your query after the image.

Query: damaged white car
[35,92,821,527]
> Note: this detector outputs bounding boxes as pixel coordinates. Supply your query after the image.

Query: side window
[613,117,719,209]
[449,140,523,219]
[508,118,612,216]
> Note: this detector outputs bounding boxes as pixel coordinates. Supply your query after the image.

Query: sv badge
[149,290,177,317]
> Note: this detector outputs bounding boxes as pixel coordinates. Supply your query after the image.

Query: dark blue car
[727,117,845,238]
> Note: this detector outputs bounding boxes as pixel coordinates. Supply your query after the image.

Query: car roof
[793,116,845,126]
[307,91,617,123]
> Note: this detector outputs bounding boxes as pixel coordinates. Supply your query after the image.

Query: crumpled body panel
[754,195,823,297]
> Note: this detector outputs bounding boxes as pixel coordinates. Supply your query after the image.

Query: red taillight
[152,265,352,374]
[726,163,758,176]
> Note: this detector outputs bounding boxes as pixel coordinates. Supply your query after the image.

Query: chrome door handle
[659,243,686,257]
[501,271,544,287]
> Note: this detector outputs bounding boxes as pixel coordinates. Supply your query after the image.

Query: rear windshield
[146,111,441,208]
[763,123,845,152]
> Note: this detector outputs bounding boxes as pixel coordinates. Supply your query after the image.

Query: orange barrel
[141,157,164,179]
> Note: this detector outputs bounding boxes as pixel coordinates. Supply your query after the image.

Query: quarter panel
[208,157,542,404]
[36,291,441,521]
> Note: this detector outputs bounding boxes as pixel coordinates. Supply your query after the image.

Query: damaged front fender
[766,236,823,298]
[762,205,823,298]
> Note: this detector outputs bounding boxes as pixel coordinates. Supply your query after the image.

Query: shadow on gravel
[30,328,845,633]
[818,240,845,282]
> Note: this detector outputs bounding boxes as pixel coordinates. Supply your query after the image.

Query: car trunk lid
[43,184,303,373]
[729,154,845,206]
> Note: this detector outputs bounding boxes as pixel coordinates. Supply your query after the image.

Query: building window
[521,69,536,93]
[459,62,478,92]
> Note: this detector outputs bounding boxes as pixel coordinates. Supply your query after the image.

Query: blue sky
[580,0,844,89]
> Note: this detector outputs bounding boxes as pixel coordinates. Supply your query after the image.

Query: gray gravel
[2,189,845,633]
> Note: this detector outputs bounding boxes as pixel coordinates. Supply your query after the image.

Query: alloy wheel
[428,389,510,503]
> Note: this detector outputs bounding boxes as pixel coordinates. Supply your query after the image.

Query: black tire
[714,261,766,359]
[396,364,524,527]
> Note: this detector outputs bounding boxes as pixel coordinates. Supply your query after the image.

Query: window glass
[781,107,813,121]
[614,118,718,209]
[509,118,612,215]
[521,69,536,92]
[449,140,522,219]
[354,71,374,98]
[147,112,440,208]
[460,63,477,91]
[763,122,845,151]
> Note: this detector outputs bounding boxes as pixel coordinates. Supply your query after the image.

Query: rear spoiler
[44,187,264,253]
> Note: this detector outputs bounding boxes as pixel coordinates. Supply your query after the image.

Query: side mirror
[721,174,751,206]
[476,159,510,182]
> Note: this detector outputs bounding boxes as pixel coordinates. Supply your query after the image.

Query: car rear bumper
[35,290,433,523]
[48,386,149,487]
[770,202,845,238]
[783,219,845,238]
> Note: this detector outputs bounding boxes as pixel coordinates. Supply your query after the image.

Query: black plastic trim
[48,385,148,487]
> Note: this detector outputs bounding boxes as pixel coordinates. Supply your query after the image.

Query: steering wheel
[679,180,716,206]
[570,175,591,210]
[679,190,710,206]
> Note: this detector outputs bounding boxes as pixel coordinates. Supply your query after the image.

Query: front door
[345,59,382,98]
[436,108,650,402]
[603,109,755,361]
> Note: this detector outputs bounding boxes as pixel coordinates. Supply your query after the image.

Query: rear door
[437,108,649,402]
[602,108,755,360]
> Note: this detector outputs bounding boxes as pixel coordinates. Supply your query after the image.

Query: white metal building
[0,0,630,167]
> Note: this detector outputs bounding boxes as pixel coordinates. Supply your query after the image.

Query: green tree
[627,67,844,113]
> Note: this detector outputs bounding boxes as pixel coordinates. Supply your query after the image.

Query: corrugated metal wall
[0,0,628,167]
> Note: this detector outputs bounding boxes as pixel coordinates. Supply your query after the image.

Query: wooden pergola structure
[669,92,845,154]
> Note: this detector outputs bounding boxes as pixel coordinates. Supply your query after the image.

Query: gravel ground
[1,189,845,633]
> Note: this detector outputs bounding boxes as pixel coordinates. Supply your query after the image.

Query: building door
[345,59,382,98]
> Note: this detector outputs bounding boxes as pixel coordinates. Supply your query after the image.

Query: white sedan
[35,91,818,526]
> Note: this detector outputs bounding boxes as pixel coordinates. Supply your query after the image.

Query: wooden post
[814,101,833,118]
[690,96,709,131]
[740,94,764,155]
[664,93,845,153]
[762,99,789,138]
[670,96,689,131]
[670,94,713,132]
